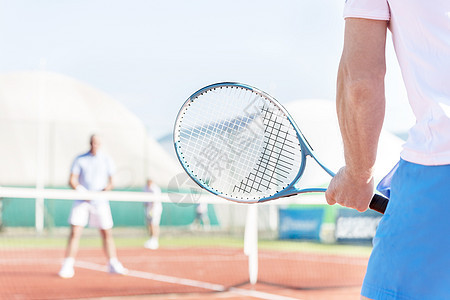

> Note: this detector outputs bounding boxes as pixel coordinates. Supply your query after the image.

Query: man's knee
[100,228,113,240]
[70,225,83,239]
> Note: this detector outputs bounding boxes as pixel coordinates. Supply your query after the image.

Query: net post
[269,204,278,231]
[244,204,258,284]
[35,59,47,233]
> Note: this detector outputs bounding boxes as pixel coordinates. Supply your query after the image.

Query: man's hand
[325,166,374,212]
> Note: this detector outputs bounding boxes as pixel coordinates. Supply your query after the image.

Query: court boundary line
[75,260,302,300]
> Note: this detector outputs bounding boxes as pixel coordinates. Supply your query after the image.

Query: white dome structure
[0,71,182,189]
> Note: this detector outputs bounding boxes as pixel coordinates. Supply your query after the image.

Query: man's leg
[65,225,83,258]
[144,222,159,249]
[100,228,128,275]
[100,228,117,260]
[150,223,160,239]
[59,225,83,278]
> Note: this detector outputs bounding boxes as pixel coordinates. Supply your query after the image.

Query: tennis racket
[173,82,388,214]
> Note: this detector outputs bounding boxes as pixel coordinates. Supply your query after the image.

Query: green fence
[0,189,218,228]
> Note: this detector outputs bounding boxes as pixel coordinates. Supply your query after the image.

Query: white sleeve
[71,157,81,175]
[344,0,390,21]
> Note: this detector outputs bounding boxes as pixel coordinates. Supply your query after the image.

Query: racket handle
[369,194,389,214]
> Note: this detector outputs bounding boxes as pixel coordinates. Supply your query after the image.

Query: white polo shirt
[71,150,115,191]
[144,183,162,211]
[344,0,450,165]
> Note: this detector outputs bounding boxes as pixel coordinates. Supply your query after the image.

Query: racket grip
[369,194,389,214]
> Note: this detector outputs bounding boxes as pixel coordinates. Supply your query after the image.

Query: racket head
[173,82,310,203]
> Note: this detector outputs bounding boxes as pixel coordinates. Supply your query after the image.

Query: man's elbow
[339,59,385,101]
[343,74,385,106]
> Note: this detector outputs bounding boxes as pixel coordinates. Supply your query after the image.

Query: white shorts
[145,202,163,226]
[68,200,114,230]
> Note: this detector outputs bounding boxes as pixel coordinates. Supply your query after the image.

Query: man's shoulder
[74,151,91,162]
[97,151,114,164]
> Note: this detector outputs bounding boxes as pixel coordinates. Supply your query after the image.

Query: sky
[0,0,415,139]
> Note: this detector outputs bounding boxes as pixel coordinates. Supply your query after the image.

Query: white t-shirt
[344,0,450,165]
[145,183,162,211]
[71,150,115,191]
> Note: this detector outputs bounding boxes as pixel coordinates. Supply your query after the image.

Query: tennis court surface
[0,237,369,300]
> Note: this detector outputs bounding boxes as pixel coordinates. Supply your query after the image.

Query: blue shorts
[361,159,450,299]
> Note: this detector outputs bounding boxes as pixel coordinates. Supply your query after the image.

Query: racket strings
[179,87,262,188]
[175,84,303,201]
[234,108,284,193]
[233,105,301,195]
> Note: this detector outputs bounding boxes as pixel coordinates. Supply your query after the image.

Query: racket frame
[174,82,336,203]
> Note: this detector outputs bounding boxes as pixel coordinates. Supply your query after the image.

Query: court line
[75,260,302,300]
[230,287,303,300]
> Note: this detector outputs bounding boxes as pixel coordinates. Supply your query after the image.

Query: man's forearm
[336,64,385,182]
[336,18,387,181]
[103,177,114,191]
[69,174,80,190]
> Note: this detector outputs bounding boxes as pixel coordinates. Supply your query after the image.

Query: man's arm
[69,173,86,190]
[69,173,81,190]
[325,18,388,212]
[102,176,113,191]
